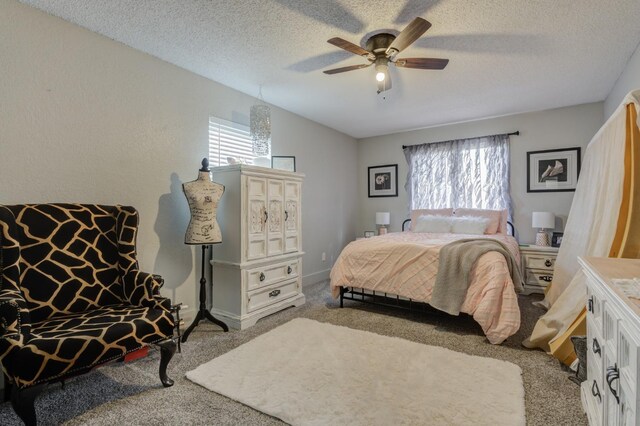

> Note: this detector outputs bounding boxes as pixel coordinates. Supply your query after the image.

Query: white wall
[357,102,603,244]
[605,41,640,118]
[0,0,358,321]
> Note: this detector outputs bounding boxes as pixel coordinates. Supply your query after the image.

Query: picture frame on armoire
[368,164,398,197]
[272,156,296,172]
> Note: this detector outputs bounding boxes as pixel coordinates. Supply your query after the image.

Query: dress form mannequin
[181,158,228,342]
[182,160,224,245]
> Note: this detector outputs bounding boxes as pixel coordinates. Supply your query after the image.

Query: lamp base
[535,230,550,246]
[378,226,388,235]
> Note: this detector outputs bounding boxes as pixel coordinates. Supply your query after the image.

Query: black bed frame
[338,219,515,314]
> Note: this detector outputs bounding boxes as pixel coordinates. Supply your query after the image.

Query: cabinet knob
[592,337,601,357]
[591,380,601,403]
[545,259,553,267]
[287,266,292,274]
[606,364,620,404]
[269,289,281,298]
[259,272,265,282]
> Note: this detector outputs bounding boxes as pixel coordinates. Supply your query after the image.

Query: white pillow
[413,215,452,233]
[450,216,490,235]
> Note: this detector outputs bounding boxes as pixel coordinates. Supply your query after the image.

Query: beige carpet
[186,318,526,426]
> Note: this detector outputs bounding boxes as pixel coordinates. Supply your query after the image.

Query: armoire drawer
[246,259,300,291]
[246,279,299,313]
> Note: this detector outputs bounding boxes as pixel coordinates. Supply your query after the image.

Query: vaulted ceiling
[20,0,640,138]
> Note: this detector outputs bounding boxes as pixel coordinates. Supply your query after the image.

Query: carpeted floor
[0,280,587,425]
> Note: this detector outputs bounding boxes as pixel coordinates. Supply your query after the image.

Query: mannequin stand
[181,245,228,343]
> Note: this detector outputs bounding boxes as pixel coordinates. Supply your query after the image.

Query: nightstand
[519,245,559,294]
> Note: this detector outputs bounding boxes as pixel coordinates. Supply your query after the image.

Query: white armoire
[210,165,305,329]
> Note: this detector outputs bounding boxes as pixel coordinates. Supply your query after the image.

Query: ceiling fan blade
[394,57,449,69]
[327,37,371,58]
[323,63,372,75]
[386,17,432,57]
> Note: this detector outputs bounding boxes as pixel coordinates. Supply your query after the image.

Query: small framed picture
[552,232,564,248]
[364,231,375,238]
[527,147,581,192]
[272,156,296,172]
[368,164,398,197]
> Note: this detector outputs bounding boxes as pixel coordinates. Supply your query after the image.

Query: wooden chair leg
[3,373,12,402]
[11,384,44,426]
[157,339,177,387]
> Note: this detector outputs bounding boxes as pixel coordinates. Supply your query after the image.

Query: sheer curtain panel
[403,134,512,216]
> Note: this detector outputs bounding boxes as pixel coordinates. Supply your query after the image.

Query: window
[208,116,260,167]
[403,134,512,215]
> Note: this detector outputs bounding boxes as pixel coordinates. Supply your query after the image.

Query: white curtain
[524,90,640,351]
[403,134,512,216]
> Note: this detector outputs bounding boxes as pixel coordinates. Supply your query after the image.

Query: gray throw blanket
[430,238,523,316]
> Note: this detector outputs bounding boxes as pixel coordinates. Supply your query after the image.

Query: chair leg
[11,384,44,426]
[157,339,177,387]
[3,373,12,402]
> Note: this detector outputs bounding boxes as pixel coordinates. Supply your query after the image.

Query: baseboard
[302,269,331,286]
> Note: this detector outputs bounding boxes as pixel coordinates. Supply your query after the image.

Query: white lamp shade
[376,212,390,225]
[532,212,555,229]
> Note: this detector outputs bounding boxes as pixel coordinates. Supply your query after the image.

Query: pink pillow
[410,208,453,229]
[453,208,504,234]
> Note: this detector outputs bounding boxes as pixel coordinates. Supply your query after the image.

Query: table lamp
[376,212,390,235]
[532,211,555,246]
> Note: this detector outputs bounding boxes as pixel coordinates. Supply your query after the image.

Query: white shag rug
[186,318,525,425]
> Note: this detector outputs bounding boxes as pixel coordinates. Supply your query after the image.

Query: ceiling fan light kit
[323,17,449,94]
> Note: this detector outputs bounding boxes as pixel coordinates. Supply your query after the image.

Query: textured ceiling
[19,0,640,138]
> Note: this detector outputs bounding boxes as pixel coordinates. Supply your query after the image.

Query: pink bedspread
[330,232,522,344]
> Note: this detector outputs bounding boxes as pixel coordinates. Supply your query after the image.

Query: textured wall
[604,41,640,119]
[0,1,358,321]
[357,102,604,244]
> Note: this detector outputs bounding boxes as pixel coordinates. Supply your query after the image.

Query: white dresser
[581,257,640,425]
[210,165,305,329]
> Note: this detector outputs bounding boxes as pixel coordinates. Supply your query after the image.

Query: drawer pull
[285,210,289,221]
[592,337,601,357]
[259,273,265,282]
[287,266,292,274]
[539,275,553,282]
[263,210,269,223]
[588,296,594,313]
[269,289,281,298]
[545,259,553,267]
[591,380,602,403]
[606,364,620,404]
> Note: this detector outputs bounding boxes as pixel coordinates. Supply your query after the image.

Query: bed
[329,208,523,344]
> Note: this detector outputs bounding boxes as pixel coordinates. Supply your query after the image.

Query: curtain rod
[401,131,520,150]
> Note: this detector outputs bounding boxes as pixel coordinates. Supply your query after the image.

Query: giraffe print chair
[0,204,176,425]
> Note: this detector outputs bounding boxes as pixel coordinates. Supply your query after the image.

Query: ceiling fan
[323,17,449,93]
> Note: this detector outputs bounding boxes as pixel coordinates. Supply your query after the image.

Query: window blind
[208,116,256,167]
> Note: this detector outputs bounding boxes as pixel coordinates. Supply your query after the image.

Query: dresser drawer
[524,268,554,287]
[587,317,604,374]
[246,259,300,291]
[587,281,605,332]
[524,254,556,271]
[246,279,299,313]
[618,321,640,387]
[585,358,604,425]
